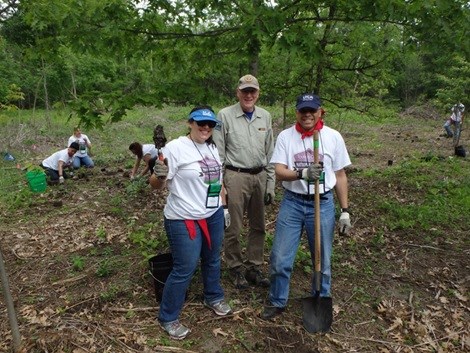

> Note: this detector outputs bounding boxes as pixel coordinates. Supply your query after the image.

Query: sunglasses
[298,108,318,114]
[195,120,217,128]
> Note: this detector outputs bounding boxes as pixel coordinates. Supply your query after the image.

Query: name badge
[206,183,221,208]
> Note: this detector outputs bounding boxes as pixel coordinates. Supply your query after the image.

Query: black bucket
[148,253,173,302]
[455,145,466,158]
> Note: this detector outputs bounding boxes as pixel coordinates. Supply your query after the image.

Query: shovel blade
[301,296,333,333]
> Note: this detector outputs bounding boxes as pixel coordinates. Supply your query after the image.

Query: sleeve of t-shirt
[270,131,288,165]
[165,143,179,180]
[332,133,351,171]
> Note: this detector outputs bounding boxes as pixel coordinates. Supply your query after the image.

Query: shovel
[302,130,333,333]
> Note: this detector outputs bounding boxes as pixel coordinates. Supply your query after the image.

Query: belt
[285,189,331,201]
[225,165,264,175]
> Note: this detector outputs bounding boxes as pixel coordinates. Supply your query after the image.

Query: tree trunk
[42,59,51,127]
[314,5,337,95]
[0,246,22,351]
[248,0,262,76]
[70,69,77,99]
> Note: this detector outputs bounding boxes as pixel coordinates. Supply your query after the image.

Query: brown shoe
[229,268,249,289]
[245,268,270,287]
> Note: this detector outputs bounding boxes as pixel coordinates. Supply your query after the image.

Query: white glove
[338,212,352,236]
[130,174,135,180]
[224,208,231,229]
[59,176,65,184]
[301,163,323,181]
[264,180,275,205]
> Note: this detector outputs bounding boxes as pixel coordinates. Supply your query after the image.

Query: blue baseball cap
[189,109,218,123]
[296,93,322,111]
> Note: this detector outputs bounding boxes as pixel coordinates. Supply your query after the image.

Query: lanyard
[190,137,221,183]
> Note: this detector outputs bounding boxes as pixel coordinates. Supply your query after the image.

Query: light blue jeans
[268,189,335,308]
[72,155,94,169]
[158,206,225,323]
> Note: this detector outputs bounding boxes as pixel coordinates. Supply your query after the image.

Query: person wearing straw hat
[261,93,352,320]
[149,106,232,340]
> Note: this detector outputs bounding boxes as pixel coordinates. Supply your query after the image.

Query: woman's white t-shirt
[68,134,90,156]
[163,136,223,220]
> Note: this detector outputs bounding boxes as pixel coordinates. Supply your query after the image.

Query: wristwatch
[340,208,349,213]
[296,169,303,180]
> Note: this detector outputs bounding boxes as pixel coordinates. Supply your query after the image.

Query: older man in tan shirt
[213,74,275,289]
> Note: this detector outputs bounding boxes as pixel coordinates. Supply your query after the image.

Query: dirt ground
[0,110,469,353]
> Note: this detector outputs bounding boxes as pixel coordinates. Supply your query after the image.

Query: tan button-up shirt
[213,103,275,184]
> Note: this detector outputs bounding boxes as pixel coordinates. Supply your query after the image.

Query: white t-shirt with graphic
[270,125,351,194]
[42,149,74,171]
[68,134,91,156]
[163,136,223,220]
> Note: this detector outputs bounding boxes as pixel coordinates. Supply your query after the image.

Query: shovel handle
[313,131,322,291]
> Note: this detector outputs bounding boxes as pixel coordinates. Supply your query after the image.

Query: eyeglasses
[195,120,217,128]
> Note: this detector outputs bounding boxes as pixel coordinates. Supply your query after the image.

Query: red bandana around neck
[295,119,324,139]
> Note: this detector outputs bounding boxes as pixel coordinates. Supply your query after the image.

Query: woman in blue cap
[149,106,232,340]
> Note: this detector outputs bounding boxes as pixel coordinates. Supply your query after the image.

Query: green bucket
[26,170,47,193]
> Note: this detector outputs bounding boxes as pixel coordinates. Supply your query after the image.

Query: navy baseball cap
[296,93,322,111]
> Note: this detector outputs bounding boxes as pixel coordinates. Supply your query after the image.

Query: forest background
[0,1,469,353]
[0,0,469,123]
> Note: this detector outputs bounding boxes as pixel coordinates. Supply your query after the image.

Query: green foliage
[99,284,119,301]
[125,177,148,197]
[71,255,85,271]
[128,222,167,259]
[0,84,25,110]
[369,157,470,234]
[95,225,107,240]
[0,0,467,125]
[435,55,470,109]
[96,259,112,277]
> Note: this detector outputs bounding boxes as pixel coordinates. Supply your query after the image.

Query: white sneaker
[204,299,232,316]
[160,320,190,340]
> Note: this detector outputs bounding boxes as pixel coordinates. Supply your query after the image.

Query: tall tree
[1,0,467,125]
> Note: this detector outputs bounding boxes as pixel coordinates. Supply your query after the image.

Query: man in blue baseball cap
[261,93,352,321]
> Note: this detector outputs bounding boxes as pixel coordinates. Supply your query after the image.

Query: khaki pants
[223,169,267,269]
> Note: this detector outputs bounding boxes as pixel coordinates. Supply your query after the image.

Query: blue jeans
[158,207,225,323]
[73,155,94,169]
[268,189,335,308]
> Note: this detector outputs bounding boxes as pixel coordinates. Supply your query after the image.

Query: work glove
[338,212,352,236]
[223,207,231,229]
[301,163,323,181]
[59,176,64,184]
[153,162,168,179]
[264,180,275,205]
